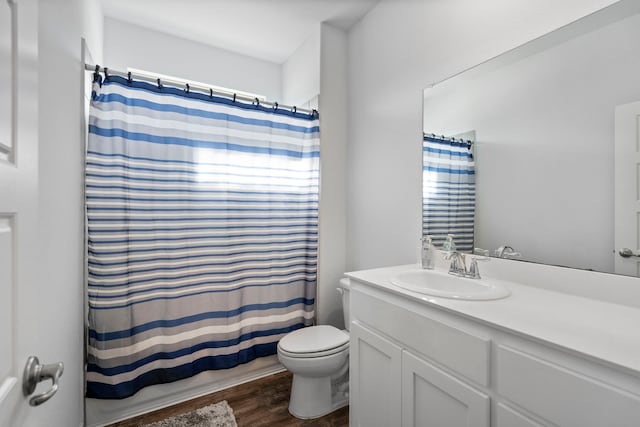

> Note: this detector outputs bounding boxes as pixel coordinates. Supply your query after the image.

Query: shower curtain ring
[273,102,279,111]
[127,72,132,84]
[185,83,190,94]
[157,78,162,89]
[232,93,237,102]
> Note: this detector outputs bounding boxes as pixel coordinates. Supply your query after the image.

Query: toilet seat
[278,341,349,358]
[278,325,349,358]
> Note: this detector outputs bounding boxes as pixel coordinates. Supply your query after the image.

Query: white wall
[83,0,103,63]
[423,9,640,273]
[281,27,320,107]
[346,0,619,271]
[317,23,348,327]
[37,0,103,426]
[104,18,281,101]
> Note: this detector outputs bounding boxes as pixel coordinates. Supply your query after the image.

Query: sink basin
[390,269,511,300]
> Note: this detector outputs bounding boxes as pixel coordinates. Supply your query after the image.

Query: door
[350,321,402,427]
[0,1,64,426]
[402,351,489,427]
[614,101,640,276]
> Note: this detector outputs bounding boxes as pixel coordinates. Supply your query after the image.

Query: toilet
[277,277,351,419]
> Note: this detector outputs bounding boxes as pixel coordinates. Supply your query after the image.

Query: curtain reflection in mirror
[422,134,476,253]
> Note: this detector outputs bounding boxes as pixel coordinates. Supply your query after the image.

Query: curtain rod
[424,132,474,146]
[85,63,316,116]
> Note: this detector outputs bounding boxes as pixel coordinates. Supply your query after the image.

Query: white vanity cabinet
[348,278,640,427]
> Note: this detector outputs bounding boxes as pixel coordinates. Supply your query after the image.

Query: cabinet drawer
[352,289,490,386]
[497,345,640,427]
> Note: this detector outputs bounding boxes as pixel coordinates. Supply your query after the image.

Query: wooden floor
[108,371,349,427]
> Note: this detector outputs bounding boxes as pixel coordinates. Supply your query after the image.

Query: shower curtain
[85,74,319,399]
[422,134,475,252]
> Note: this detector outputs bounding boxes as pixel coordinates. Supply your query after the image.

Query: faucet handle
[467,258,481,279]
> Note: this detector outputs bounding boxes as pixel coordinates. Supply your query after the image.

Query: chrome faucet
[496,245,514,257]
[495,245,521,259]
[444,251,482,279]
[444,251,467,276]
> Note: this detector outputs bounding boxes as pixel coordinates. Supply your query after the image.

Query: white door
[0,1,64,426]
[614,101,640,276]
[350,321,402,427]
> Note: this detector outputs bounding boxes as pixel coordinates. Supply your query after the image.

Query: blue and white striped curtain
[85,75,319,399]
[422,135,475,252]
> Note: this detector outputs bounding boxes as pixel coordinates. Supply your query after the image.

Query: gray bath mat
[141,400,238,427]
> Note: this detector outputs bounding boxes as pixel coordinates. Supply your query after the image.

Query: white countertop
[345,263,640,375]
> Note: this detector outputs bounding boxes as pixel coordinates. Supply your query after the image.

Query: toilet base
[288,374,349,419]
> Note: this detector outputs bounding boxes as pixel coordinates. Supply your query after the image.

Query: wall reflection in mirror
[422,0,640,276]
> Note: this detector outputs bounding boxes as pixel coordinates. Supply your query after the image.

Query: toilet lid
[278,325,349,354]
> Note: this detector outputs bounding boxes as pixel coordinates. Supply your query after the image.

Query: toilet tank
[338,278,351,331]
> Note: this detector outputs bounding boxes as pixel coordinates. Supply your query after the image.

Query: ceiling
[100,0,380,64]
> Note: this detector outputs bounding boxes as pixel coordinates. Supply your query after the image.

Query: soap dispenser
[442,234,456,252]
[421,236,436,269]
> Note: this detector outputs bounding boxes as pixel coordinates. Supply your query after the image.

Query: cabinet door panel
[350,321,402,427]
[496,403,546,427]
[402,351,490,427]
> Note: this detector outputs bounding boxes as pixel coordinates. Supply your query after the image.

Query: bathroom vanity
[345,263,640,427]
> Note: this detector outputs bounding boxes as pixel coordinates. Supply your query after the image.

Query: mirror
[422,0,640,276]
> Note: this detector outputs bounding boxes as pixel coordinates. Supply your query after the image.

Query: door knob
[22,356,64,406]
[619,248,640,258]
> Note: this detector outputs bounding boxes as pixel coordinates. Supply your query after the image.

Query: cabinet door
[402,351,490,427]
[496,403,546,427]
[350,321,402,427]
